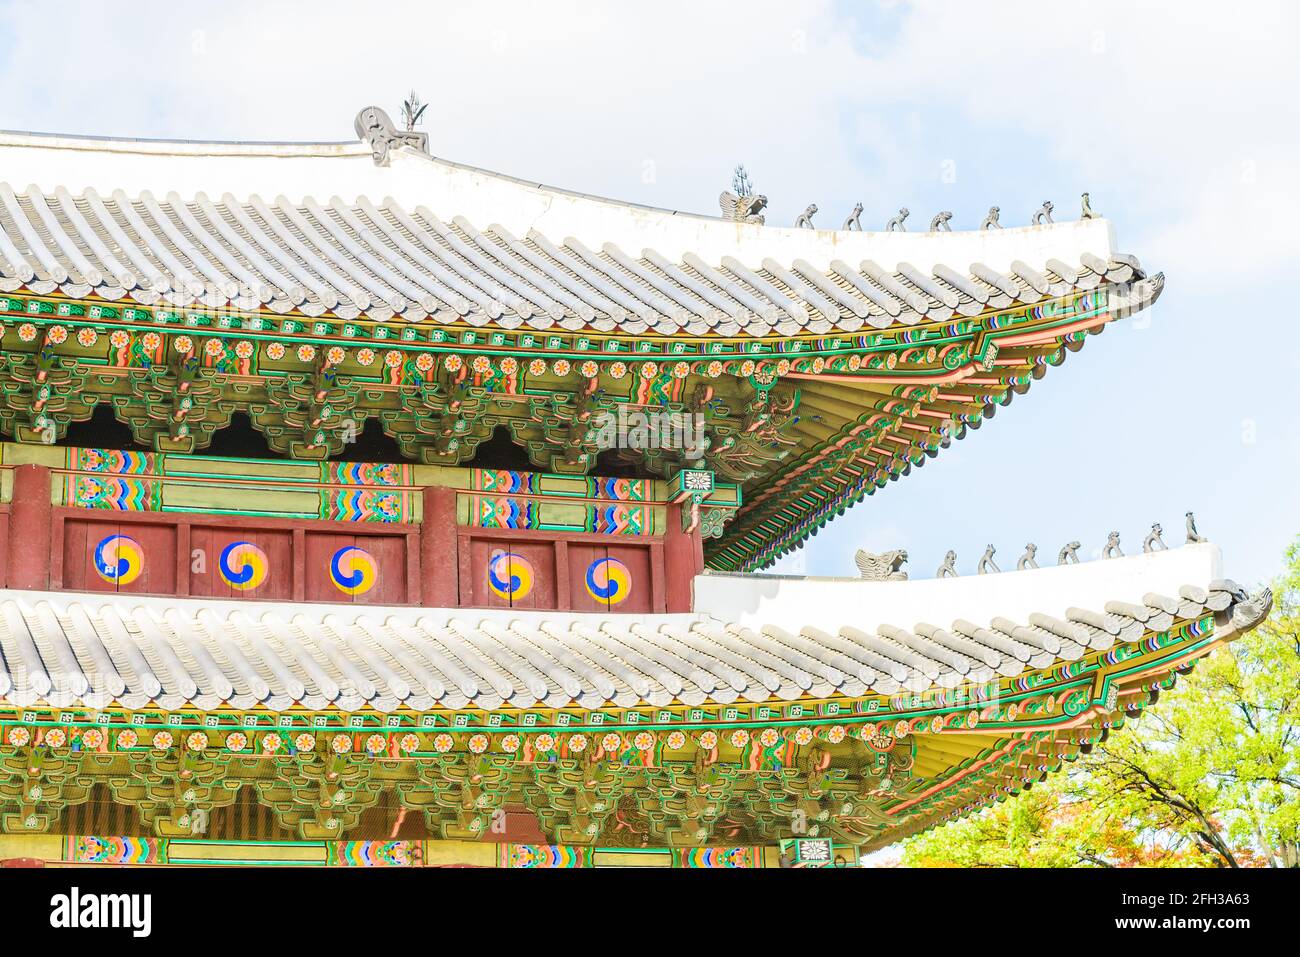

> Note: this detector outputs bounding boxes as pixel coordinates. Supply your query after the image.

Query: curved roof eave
[0,544,1267,714]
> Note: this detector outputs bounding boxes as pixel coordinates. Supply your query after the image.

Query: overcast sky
[2,0,1296,586]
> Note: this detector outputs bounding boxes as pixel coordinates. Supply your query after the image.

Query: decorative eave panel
[0,274,1160,565]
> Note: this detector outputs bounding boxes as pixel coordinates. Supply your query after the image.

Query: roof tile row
[0,579,1260,714]
[0,186,1143,335]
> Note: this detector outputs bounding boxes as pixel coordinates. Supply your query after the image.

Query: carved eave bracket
[667,468,740,537]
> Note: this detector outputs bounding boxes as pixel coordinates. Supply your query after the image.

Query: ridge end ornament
[355,105,429,166]
[719,190,767,224]
[1185,511,1207,543]
[854,548,908,581]
[1080,191,1099,219]
[1232,587,1274,631]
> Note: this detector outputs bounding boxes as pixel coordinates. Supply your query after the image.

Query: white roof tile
[0,172,1140,336]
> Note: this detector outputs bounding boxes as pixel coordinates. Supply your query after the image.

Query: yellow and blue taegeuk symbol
[330,546,378,596]
[93,534,144,586]
[487,551,534,601]
[585,557,631,606]
[218,541,269,591]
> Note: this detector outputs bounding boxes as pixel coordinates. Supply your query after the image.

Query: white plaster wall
[693,544,1223,633]
[1,545,1221,633]
[0,131,1115,273]
[1,587,703,629]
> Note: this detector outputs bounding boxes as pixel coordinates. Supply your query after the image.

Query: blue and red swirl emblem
[330,546,377,596]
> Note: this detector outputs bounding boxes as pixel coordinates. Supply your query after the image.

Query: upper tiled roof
[0,129,1147,337]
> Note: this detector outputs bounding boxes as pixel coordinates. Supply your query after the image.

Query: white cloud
[0,0,879,221]
[842,0,1300,279]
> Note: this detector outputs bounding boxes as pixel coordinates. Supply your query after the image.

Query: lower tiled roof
[0,556,1268,715]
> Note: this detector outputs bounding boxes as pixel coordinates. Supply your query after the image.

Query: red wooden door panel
[305,532,398,604]
[66,519,174,595]
[115,523,176,595]
[497,540,554,610]
[566,543,650,612]
[60,518,93,592]
[604,544,651,613]
[470,538,554,609]
[187,525,218,599]
[469,538,512,610]
[304,532,357,604]
[566,543,609,612]
[191,527,293,601]
[353,533,406,605]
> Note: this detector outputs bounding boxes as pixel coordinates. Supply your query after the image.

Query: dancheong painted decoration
[0,107,1270,868]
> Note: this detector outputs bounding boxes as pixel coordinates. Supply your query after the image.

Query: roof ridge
[0,127,357,148]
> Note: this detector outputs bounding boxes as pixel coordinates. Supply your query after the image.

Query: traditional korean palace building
[0,110,1270,868]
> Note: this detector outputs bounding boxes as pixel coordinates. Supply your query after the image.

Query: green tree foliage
[903,541,1298,868]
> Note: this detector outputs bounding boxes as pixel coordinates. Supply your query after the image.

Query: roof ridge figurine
[794,204,818,229]
[980,206,1002,230]
[1016,543,1038,570]
[1143,523,1167,553]
[1186,511,1207,543]
[1080,191,1099,219]
[841,202,863,231]
[1031,200,1055,225]
[1058,541,1081,565]
[929,211,953,232]
[1103,530,1124,559]
[977,544,1000,575]
[884,207,909,232]
[936,550,958,578]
